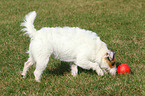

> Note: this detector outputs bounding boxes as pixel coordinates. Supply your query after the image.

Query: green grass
[0,0,145,95]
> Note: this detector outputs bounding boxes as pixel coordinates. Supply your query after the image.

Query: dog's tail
[21,11,37,38]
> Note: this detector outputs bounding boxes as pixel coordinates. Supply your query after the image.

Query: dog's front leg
[95,66,104,76]
[70,63,78,77]
[75,57,104,76]
[89,62,104,76]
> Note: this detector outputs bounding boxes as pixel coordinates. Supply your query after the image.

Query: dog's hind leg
[34,55,50,82]
[21,57,34,78]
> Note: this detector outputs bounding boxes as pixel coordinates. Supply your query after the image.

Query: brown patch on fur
[105,53,116,68]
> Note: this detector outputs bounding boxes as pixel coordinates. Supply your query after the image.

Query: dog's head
[101,49,117,75]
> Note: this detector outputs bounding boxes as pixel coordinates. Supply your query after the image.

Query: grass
[0,0,145,95]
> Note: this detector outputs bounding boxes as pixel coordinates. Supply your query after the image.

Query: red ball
[117,64,131,74]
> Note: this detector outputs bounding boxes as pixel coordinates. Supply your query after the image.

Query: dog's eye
[111,62,115,66]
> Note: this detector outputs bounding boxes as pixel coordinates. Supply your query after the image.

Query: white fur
[21,11,116,82]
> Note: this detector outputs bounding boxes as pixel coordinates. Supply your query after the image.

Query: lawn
[0,0,145,95]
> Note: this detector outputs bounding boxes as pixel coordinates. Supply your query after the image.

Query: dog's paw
[71,71,78,77]
[96,69,104,76]
[35,78,41,82]
[34,77,41,82]
[103,69,108,75]
[21,75,26,79]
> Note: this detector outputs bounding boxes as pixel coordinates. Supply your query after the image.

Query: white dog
[21,11,116,82]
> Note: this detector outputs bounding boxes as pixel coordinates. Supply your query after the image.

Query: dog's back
[35,27,102,62]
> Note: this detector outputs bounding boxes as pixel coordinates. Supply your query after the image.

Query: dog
[21,11,117,82]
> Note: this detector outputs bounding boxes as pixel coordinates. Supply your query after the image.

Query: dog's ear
[113,52,116,55]
[106,50,113,61]
[105,52,112,62]
[105,49,116,61]
[105,50,116,68]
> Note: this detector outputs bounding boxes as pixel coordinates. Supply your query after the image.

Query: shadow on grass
[45,62,125,76]
[45,62,70,76]
[45,61,96,76]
